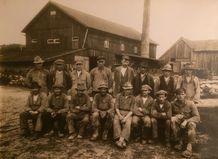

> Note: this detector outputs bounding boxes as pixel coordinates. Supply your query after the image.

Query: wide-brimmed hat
[183,64,195,70]
[31,82,41,89]
[75,83,86,91]
[141,84,152,91]
[122,55,130,60]
[97,56,105,61]
[156,90,168,96]
[52,84,64,89]
[75,59,83,65]
[98,83,108,89]
[162,64,172,71]
[122,82,133,90]
[54,59,65,65]
[33,56,44,64]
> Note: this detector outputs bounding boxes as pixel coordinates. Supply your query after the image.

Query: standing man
[67,83,91,139]
[26,56,50,94]
[157,64,176,101]
[50,59,72,93]
[133,63,155,97]
[91,83,114,141]
[114,55,134,96]
[171,88,200,158]
[70,59,91,95]
[176,64,200,103]
[113,82,135,148]
[90,56,113,96]
[46,84,68,137]
[20,82,47,138]
[151,90,172,147]
[132,84,154,144]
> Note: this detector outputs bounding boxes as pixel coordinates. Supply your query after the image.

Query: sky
[1,0,218,58]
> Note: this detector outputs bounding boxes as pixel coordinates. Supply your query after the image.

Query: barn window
[31,39,38,43]
[72,36,79,49]
[104,40,110,49]
[50,10,56,16]
[47,38,60,44]
[120,43,125,51]
[134,46,138,54]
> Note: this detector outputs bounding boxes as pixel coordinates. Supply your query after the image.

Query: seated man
[113,82,134,148]
[20,82,47,138]
[46,84,68,137]
[171,88,200,158]
[151,90,172,147]
[132,84,154,144]
[91,83,114,141]
[67,83,91,139]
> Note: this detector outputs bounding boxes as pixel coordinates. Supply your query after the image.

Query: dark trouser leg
[66,113,76,134]
[165,119,171,142]
[20,111,33,134]
[56,113,66,133]
[78,114,90,136]
[142,116,152,140]
[91,112,100,139]
[151,118,158,139]
[132,116,140,140]
[41,111,53,133]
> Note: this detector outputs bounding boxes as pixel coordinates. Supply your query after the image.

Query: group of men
[20,55,201,158]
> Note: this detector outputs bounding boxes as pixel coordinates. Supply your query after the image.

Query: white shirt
[121,67,127,76]
[164,76,170,84]
[142,97,148,104]
[159,104,164,109]
[77,70,82,77]
[140,73,146,81]
[33,94,39,103]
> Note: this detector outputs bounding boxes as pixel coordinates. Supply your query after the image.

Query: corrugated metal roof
[183,38,218,52]
[22,1,157,44]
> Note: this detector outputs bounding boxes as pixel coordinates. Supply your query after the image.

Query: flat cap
[98,82,108,89]
[76,83,86,91]
[122,55,130,60]
[141,84,152,91]
[52,84,64,89]
[162,64,172,71]
[33,56,44,64]
[97,55,106,61]
[54,59,65,64]
[156,90,168,96]
[122,82,133,90]
[31,82,41,89]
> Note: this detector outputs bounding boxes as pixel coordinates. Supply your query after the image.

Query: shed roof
[182,38,218,52]
[22,1,157,44]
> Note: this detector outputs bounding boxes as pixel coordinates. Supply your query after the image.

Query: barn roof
[22,1,157,44]
[182,38,218,52]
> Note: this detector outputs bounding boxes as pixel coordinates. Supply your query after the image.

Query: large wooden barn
[159,37,218,75]
[0,1,159,71]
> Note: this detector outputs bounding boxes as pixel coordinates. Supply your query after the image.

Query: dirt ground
[0,86,217,159]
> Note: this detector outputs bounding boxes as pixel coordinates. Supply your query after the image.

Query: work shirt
[25,92,47,112]
[47,93,68,113]
[133,95,153,117]
[90,66,113,92]
[171,99,200,123]
[92,93,114,112]
[151,100,172,119]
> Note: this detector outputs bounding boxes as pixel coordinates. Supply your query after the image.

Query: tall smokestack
[141,0,150,58]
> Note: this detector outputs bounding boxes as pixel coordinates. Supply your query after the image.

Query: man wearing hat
[176,64,200,103]
[90,56,113,96]
[132,84,154,144]
[67,83,91,140]
[114,55,134,96]
[113,82,135,148]
[26,56,50,94]
[133,63,155,97]
[50,59,72,93]
[70,59,91,96]
[151,90,172,147]
[46,84,68,137]
[91,82,114,141]
[171,88,200,158]
[157,64,176,101]
[20,82,47,138]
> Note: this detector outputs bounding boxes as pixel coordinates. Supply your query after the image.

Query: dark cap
[156,90,168,96]
[97,56,105,61]
[52,84,64,89]
[31,82,41,89]
[122,55,130,60]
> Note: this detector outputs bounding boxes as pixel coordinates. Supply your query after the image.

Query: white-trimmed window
[72,36,79,49]
[120,43,125,51]
[104,40,110,49]
[31,39,38,43]
[134,46,138,54]
[47,38,61,44]
[50,10,56,16]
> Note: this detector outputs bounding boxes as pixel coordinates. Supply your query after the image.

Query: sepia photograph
[0,0,218,158]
